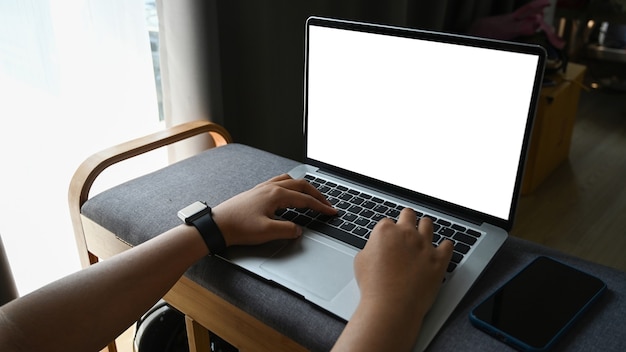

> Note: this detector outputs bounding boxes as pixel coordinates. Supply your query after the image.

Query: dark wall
[214,1,516,160]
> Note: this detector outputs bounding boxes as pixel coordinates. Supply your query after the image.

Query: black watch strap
[191,209,226,255]
[180,202,226,255]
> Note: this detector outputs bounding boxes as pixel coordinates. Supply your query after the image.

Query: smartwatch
[177,201,226,255]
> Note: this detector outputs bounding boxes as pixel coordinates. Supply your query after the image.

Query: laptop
[226,16,546,351]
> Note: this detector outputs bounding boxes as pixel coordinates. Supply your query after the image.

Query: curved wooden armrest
[68,120,232,266]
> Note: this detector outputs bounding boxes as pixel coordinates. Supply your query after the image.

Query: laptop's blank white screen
[306,25,540,221]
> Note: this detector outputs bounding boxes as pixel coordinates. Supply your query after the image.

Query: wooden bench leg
[185,316,212,352]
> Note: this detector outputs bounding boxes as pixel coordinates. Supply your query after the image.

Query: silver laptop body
[226,16,546,351]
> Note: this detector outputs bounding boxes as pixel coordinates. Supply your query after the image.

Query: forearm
[0,225,208,352]
[332,298,424,352]
[0,174,342,352]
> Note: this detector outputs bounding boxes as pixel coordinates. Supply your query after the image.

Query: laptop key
[351,197,365,205]
[385,208,400,218]
[340,222,356,232]
[362,200,376,209]
[437,219,451,227]
[318,185,331,194]
[339,193,353,201]
[328,198,340,206]
[447,262,457,273]
[425,215,437,222]
[353,227,368,237]
[308,221,367,249]
[328,218,343,227]
[360,209,375,219]
[451,224,466,232]
[374,205,388,213]
[348,205,363,214]
[466,228,482,237]
[342,213,357,222]
[328,189,342,197]
[453,232,478,246]
[336,201,350,210]
[454,242,471,254]
[439,227,454,238]
[355,217,370,227]
[293,214,313,226]
[305,209,320,217]
[280,210,298,221]
[372,213,386,222]
[317,213,334,222]
[451,251,464,264]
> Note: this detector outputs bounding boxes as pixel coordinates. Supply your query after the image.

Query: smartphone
[469,256,606,351]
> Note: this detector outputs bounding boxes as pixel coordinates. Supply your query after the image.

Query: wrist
[360,296,425,348]
[360,293,426,332]
[178,201,227,255]
[208,209,230,247]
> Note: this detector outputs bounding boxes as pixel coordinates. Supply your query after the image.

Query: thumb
[258,219,303,243]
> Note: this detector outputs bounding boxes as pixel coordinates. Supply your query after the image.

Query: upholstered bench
[70,121,626,352]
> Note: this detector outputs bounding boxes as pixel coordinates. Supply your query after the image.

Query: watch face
[177,201,209,222]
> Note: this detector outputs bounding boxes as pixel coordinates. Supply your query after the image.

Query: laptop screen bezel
[303,16,546,231]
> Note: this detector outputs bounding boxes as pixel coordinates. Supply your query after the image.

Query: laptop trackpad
[260,235,355,301]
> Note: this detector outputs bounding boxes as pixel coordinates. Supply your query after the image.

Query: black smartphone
[469,256,606,351]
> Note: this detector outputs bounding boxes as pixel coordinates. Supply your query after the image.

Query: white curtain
[0,0,163,295]
[156,0,221,161]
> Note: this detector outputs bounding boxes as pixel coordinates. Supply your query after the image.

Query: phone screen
[470,256,606,351]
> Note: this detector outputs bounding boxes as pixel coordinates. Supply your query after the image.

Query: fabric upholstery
[82,144,626,351]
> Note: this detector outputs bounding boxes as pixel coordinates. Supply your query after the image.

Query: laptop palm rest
[260,235,355,301]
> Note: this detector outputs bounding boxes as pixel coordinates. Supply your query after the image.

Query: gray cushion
[82,143,626,351]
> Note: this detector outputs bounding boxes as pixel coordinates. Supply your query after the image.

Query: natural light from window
[0,0,166,295]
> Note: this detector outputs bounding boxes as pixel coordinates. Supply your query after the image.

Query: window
[0,0,165,294]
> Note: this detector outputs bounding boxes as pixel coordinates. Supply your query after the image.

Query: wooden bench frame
[68,120,308,352]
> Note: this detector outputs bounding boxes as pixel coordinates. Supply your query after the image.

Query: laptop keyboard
[275,175,483,273]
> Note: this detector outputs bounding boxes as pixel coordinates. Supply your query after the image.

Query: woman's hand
[333,208,453,351]
[356,209,453,320]
[212,174,337,246]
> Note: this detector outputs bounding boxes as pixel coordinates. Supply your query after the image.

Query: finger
[437,238,455,258]
[261,219,303,242]
[260,173,292,185]
[416,215,434,242]
[273,177,334,207]
[396,207,417,226]
[277,188,337,215]
[434,239,454,275]
[368,217,395,241]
